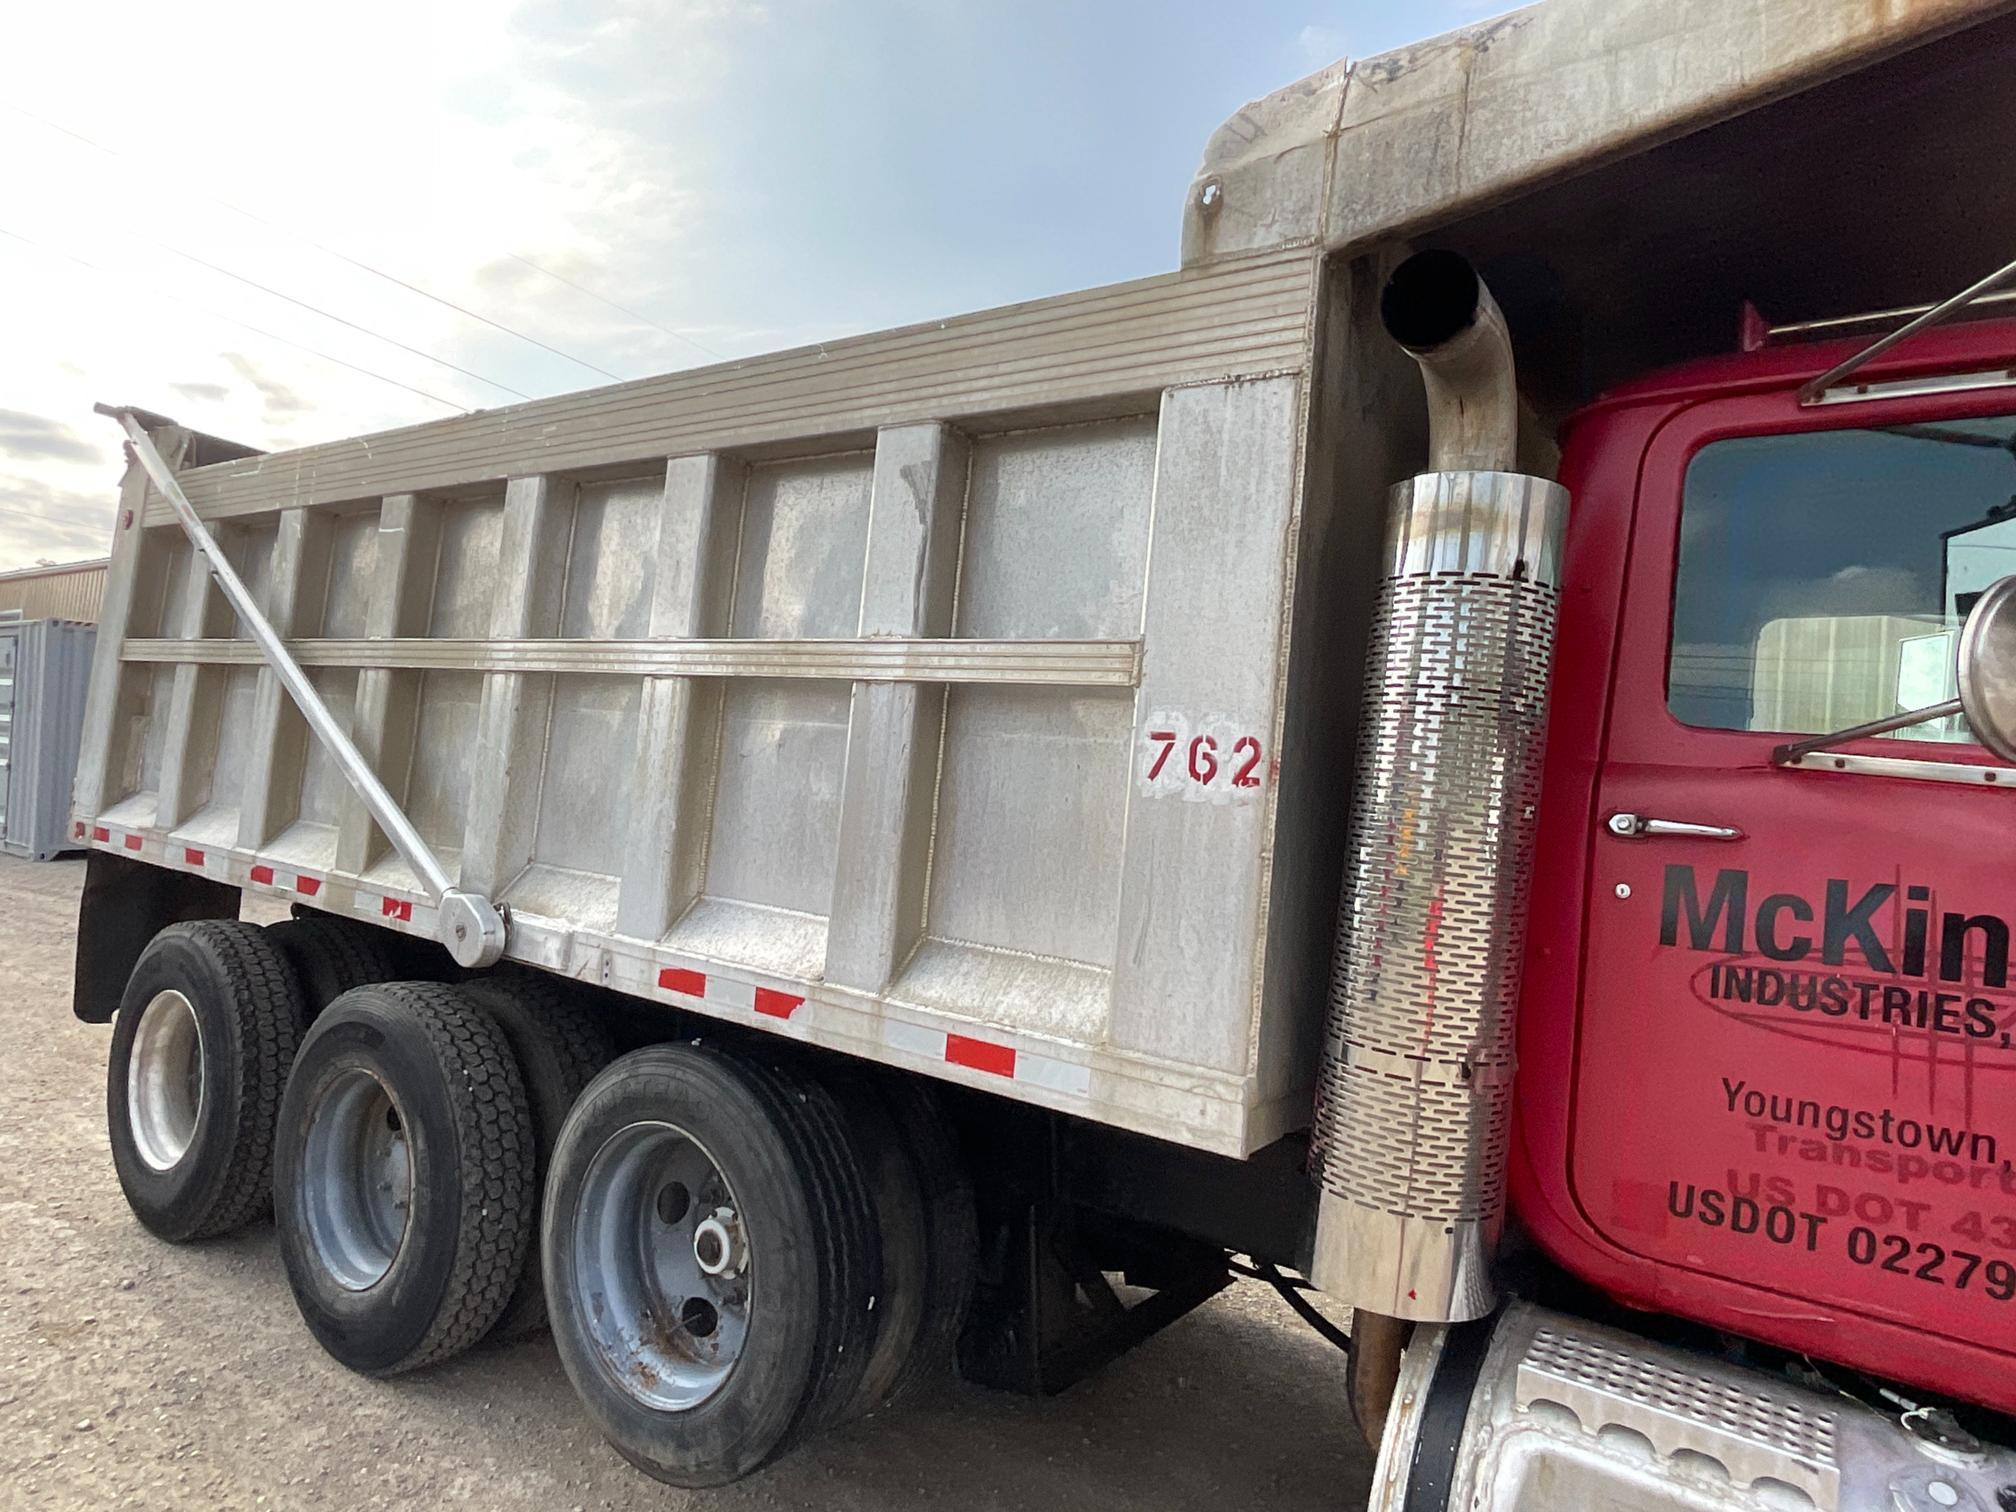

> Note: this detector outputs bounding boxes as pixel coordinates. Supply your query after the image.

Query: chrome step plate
[1515,1322,1839,1508]
[1376,1302,2016,1512]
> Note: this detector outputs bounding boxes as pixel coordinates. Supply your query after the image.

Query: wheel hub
[693,1208,747,1279]
[573,1121,752,1412]
[128,989,204,1171]
[299,1068,413,1291]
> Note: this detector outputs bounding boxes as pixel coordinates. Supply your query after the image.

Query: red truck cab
[1517,313,2016,1415]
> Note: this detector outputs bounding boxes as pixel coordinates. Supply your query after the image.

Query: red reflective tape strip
[91,826,109,842]
[184,848,205,867]
[658,967,706,997]
[379,896,412,922]
[296,876,321,897]
[753,988,802,1020]
[249,864,274,885]
[945,1034,1016,1078]
[122,834,142,851]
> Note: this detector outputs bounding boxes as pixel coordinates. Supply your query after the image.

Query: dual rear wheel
[104,917,975,1485]
[544,1046,978,1485]
[275,981,537,1374]
[108,920,305,1242]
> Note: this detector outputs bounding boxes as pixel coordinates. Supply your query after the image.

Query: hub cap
[128,989,203,1171]
[572,1121,751,1412]
[299,1069,412,1290]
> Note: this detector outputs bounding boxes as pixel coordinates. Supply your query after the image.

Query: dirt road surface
[0,855,1372,1510]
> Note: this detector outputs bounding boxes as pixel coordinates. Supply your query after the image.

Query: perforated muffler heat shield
[1309,469,1568,1323]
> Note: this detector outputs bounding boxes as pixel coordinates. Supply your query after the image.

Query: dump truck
[69,0,2016,1503]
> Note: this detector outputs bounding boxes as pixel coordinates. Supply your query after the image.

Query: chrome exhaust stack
[1307,251,1569,1325]
[1378,250,1520,473]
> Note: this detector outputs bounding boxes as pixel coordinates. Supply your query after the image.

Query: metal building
[0,559,108,623]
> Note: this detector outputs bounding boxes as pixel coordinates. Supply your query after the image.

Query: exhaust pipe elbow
[1381,250,1519,474]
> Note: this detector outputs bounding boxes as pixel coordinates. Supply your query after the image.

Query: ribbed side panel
[157,250,1316,522]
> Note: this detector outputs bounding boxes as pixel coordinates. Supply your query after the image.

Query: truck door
[1572,385,2016,1385]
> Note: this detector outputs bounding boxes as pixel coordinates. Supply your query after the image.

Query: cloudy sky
[0,0,1496,573]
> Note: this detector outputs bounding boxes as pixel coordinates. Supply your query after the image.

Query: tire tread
[881,1079,978,1402]
[266,916,394,1014]
[461,972,612,1118]
[727,1052,883,1443]
[159,920,304,1240]
[459,971,615,1336]
[344,982,536,1374]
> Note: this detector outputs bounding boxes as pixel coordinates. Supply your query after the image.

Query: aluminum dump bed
[74,250,1333,1156]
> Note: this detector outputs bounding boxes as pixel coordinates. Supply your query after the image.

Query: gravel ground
[0,854,1372,1510]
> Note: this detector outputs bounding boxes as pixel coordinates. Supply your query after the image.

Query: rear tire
[106,921,307,1242]
[458,970,615,1336]
[829,1076,929,1419]
[266,915,394,1018]
[274,981,534,1376]
[882,1079,977,1401]
[542,1044,882,1487]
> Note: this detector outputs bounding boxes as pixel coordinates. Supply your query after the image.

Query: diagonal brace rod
[98,406,505,967]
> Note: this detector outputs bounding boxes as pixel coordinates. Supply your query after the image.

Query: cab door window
[1669,415,2016,738]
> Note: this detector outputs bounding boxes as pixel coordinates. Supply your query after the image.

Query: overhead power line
[307,238,626,382]
[4,114,527,401]
[0,223,468,414]
[8,104,629,383]
[163,245,530,399]
[0,473,119,531]
[0,500,115,531]
[507,251,724,361]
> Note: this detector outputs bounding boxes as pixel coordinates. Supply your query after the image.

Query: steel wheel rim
[572,1120,751,1412]
[128,989,204,1172]
[299,1068,412,1291]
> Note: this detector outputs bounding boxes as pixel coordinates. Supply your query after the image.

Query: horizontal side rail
[121,636,1143,686]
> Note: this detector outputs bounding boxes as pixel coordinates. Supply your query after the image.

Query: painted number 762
[1139,713,1266,804]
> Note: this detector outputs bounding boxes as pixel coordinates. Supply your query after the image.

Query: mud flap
[73,850,240,1022]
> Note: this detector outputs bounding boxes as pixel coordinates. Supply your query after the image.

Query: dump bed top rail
[159,252,1315,524]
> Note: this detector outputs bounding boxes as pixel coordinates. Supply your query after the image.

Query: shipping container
[0,619,95,860]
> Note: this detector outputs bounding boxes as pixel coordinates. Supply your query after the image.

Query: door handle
[1605,812,1744,841]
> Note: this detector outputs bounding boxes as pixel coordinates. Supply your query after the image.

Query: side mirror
[1958,574,2016,762]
